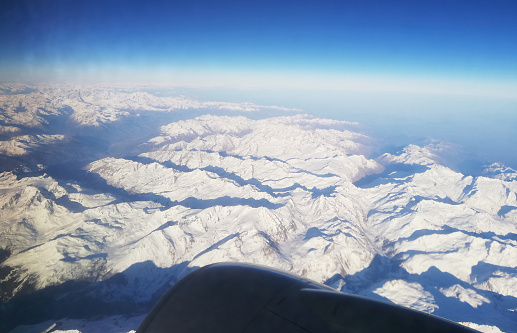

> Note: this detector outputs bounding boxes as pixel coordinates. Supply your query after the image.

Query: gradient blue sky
[1,0,517,98]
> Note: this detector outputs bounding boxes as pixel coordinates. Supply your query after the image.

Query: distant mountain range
[1,84,516,333]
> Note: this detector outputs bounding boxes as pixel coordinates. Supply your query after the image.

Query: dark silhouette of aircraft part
[137,263,477,333]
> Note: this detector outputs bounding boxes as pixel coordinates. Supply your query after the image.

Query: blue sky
[1,0,517,98]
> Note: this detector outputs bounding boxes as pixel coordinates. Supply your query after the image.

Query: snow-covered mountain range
[1,84,516,333]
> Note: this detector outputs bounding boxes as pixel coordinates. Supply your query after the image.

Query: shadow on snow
[324,254,517,332]
[0,261,196,333]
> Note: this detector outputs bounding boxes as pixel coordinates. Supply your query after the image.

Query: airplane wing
[137,262,478,333]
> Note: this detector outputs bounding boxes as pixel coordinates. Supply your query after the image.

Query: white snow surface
[374,279,439,313]
[8,315,145,333]
[440,284,491,308]
[0,134,65,156]
[1,85,516,333]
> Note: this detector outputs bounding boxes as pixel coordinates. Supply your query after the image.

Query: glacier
[0,84,516,333]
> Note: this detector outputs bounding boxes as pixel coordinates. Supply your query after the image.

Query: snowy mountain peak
[378,144,442,166]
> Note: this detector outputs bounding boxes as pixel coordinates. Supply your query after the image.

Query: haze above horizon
[1,0,517,98]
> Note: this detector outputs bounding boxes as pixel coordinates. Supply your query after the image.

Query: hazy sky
[1,0,517,99]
